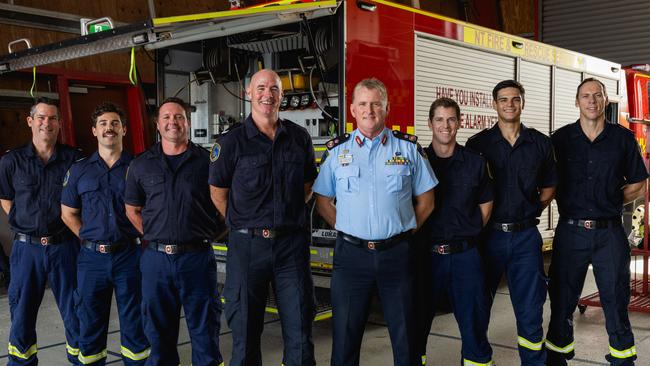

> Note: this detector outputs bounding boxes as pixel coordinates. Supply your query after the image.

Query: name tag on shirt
[338,153,353,166]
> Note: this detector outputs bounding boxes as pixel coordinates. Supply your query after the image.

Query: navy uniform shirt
[552,121,649,219]
[124,142,218,244]
[421,144,493,242]
[209,115,318,230]
[61,151,139,242]
[0,142,82,236]
[466,124,557,222]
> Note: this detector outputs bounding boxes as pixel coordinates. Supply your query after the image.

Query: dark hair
[429,97,461,121]
[576,77,607,99]
[492,80,525,101]
[91,102,126,126]
[155,97,190,119]
[29,97,59,117]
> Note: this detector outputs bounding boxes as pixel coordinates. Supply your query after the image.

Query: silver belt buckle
[583,220,596,229]
[501,223,511,232]
[437,245,450,254]
[164,244,178,254]
[262,229,271,239]
[98,244,109,253]
[40,237,51,245]
[367,241,378,250]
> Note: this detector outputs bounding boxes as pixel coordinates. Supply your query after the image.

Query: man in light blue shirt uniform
[314,78,437,366]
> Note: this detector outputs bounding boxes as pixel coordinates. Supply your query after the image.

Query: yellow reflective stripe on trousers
[66,343,80,356]
[609,345,637,358]
[7,343,37,359]
[121,345,151,360]
[545,339,574,354]
[518,336,543,351]
[421,355,427,365]
[463,359,494,365]
[78,349,107,364]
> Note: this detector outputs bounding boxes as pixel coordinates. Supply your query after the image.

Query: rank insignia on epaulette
[210,142,221,162]
[325,133,350,150]
[63,170,70,187]
[392,130,418,143]
[416,143,427,158]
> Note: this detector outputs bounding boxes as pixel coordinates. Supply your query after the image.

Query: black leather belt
[82,238,140,254]
[492,219,539,232]
[562,218,621,230]
[15,233,68,246]
[339,231,411,251]
[431,240,476,255]
[148,240,210,255]
[235,228,293,239]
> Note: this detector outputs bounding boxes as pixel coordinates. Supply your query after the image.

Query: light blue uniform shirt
[313,128,438,240]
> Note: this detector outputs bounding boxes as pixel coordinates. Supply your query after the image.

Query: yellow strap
[30,66,36,97]
[517,336,544,351]
[121,345,151,360]
[544,339,574,354]
[609,345,637,359]
[129,47,137,85]
[78,349,107,364]
[8,342,37,360]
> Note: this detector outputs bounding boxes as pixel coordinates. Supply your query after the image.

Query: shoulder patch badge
[210,142,221,162]
[325,133,351,150]
[392,130,418,144]
[63,169,70,187]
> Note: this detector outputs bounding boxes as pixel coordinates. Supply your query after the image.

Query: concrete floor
[1,258,650,365]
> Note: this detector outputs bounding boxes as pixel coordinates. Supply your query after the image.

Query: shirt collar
[488,123,534,144]
[244,114,286,140]
[426,143,464,162]
[569,119,612,142]
[25,141,61,162]
[353,128,389,147]
[90,150,133,168]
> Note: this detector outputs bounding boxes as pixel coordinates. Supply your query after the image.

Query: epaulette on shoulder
[392,130,418,144]
[74,156,87,163]
[325,133,350,150]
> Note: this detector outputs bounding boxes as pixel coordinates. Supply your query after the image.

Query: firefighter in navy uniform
[466,80,557,365]
[61,102,150,365]
[314,78,437,366]
[545,78,647,366]
[209,69,317,366]
[416,97,494,365]
[0,97,82,365]
[124,97,223,366]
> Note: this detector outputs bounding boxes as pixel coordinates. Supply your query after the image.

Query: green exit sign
[89,23,111,34]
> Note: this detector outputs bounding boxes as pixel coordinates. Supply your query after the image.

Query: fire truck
[2,0,650,316]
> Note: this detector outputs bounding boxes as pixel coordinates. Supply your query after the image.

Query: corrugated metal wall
[541,0,650,66]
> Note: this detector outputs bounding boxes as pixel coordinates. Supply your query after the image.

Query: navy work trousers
[75,245,149,365]
[7,238,81,365]
[331,236,417,366]
[546,222,636,366]
[224,230,315,366]
[484,227,547,365]
[140,247,222,366]
[417,245,493,365]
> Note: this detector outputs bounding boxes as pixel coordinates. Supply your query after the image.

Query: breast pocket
[284,150,306,186]
[13,173,38,197]
[335,165,360,194]
[450,175,478,207]
[385,165,412,193]
[235,154,271,191]
[78,179,101,207]
[141,174,166,200]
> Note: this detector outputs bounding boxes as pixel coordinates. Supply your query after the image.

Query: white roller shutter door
[414,34,515,145]
[519,60,553,232]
